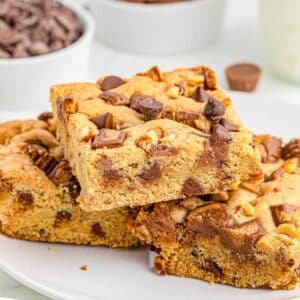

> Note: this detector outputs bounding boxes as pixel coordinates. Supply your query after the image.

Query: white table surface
[1,0,300,299]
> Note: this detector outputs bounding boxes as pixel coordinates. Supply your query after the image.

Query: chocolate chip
[18,191,33,206]
[38,111,53,122]
[90,112,113,129]
[138,161,161,181]
[202,259,223,278]
[91,223,105,237]
[63,178,81,204]
[100,91,130,106]
[191,87,210,103]
[92,129,127,149]
[204,98,225,121]
[54,210,72,227]
[139,99,163,120]
[101,76,125,91]
[211,124,232,142]
[219,118,239,132]
[130,94,156,111]
[282,139,300,160]
[149,144,178,156]
[182,178,203,197]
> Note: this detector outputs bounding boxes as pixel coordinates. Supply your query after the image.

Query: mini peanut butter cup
[225,63,261,92]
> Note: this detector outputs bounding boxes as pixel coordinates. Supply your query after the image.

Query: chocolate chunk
[219,118,239,132]
[54,210,72,227]
[90,112,113,129]
[48,160,73,185]
[100,91,130,106]
[91,223,105,237]
[270,204,300,226]
[92,129,127,149]
[226,63,261,92]
[204,98,225,121]
[18,191,33,206]
[25,144,59,175]
[211,124,232,142]
[202,259,223,278]
[267,167,285,182]
[130,94,156,111]
[182,178,203,197]
[97,157,122,181]
[282,139,300,160]
[138,161,161,181]
[38,111,53,122]
[254,135,282,163]
[149,144,178,156]
[191,87,210,103]
[219,219,266,257]
[101,76,125,91]
[139,99,163,120]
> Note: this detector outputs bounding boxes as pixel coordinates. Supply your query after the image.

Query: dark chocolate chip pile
[0,0,83,59]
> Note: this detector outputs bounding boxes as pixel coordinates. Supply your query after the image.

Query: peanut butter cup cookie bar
[51,65,262,211]
[0,118,138,247]
[130,135,300,289]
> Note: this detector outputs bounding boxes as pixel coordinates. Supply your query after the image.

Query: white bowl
[89,0,227,54]
[0,0,95,110]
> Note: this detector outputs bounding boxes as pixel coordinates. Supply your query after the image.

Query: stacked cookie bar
[2,65,300,290]
[50,65,262,211]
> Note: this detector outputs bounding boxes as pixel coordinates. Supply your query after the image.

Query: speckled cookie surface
[0,119,139,248]
[130,136,300,289]
[51,65,262,211]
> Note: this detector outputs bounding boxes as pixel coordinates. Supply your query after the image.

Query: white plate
[0,94,300,300]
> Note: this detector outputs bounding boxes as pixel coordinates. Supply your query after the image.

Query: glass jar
[260,0,300,83]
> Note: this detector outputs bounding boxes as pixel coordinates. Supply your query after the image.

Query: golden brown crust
[50,65,262,211]
[0,119,139,248]
[130,137,300,289]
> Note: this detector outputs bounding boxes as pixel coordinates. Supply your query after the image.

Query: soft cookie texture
[51,65,262,212]
[0,119,139,248]
[130,135,300,289]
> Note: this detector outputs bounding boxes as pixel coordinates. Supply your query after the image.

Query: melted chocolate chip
[204,98,225,121]
[101,76,125,91]
[91,223,105,237]
[182,178,204,197]
[100,91,130,106]
[138,161,161,181]
[149,144,178,156]
[219,118,239,132]
[139,99,163,120]
[202,259,223,278]
[97,157,122,181]
[211,124,232,142]
[90,112,113,129]
[130,94,156,111]
[38,111,53,122]
[92,129,127,149]
[18,191,33,206]
[191,87,210,103]
[48,160,73,185]
[54,210,72,227]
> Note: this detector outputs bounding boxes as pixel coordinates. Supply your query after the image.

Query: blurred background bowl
[0,0,95,110]
[89,0,227,54]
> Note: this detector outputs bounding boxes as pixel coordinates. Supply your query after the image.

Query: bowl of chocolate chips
[0,0,95,110]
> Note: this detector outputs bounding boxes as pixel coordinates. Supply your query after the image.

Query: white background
[0,0,300,299]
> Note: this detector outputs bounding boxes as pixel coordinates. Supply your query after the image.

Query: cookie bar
[51,65,262,211]
[0,119,139,248]
[130,135,300,289]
